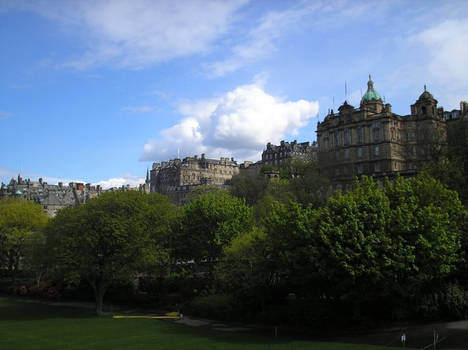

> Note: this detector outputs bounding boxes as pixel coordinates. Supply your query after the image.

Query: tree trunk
[90,278,107,316]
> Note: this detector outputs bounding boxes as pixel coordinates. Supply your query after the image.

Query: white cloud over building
[142,84,319,162]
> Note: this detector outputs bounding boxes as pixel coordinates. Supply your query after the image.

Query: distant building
[262,140,318,166]
[0,175,102,216]
[150,153,240,205]
[316,76,447,191]
[444,101,468,122]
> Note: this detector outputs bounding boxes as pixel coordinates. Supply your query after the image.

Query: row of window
[264,151,291,160]
[332,145,381,161]
[322,123,380,149]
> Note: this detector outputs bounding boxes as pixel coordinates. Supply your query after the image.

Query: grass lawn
[0,298,404,350]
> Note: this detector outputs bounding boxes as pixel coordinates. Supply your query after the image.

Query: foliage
[186,294,237,321]
[174,191,253,276]
[45,191,175,315]
[278,159,329,207]
[216,227,276,318]
[0,197,49,283]
[230,172,268,205]
[257,175,465,323]
[428,118,468,206]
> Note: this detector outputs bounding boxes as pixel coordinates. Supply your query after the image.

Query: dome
[418,85,434,100]
[361,75,382,103]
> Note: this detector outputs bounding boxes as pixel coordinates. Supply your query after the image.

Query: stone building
[444,101,468,122]
[0,174,102,216]
[316,76,447,191]
[262,140,318,166]
[150,154,240,204]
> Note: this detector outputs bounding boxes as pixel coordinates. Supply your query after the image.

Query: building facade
[0,175,102,216]
[316,76,447,191]
[262,140,318,166]
[150,154,240,204]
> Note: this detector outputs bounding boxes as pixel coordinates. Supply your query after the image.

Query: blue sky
[1,0,467,188]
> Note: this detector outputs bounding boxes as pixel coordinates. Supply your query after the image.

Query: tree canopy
[45,191,175,315]
[0,197,49,283]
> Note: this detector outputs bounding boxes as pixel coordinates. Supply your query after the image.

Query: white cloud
[141,84,319,162]
[396,18,468,109]
[122,105,157,113]
[413,19,468,88]
[207,3,318,77]
[94,175,145,189]
[207,1,389,77]
[19,0,248,69]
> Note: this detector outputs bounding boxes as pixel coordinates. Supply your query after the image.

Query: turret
[411,85,438,119]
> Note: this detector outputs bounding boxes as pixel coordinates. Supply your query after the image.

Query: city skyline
[1,0,467,188]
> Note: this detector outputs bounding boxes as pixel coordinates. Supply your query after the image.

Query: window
[357,147,363,158]
[357,164,363,174]
[375,145,380,156]
[374,162,380,172]
[373,121,380,141]
[344,149,350,159]
[344,128,351,145]
[357,128,363,144]
[335,131,342,146]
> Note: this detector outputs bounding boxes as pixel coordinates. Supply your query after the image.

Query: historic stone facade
[0,175,102,216]
[150,154,240,204]
[262,140,318,166]
[316,76,447,191]
[444,101,468,122]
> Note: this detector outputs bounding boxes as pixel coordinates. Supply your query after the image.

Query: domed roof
[418,85,434,100]
[361,75,382,103]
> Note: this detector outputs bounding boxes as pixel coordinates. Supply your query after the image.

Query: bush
[186,294,238,321]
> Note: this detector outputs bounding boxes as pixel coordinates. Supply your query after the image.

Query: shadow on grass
[0,298,95,321]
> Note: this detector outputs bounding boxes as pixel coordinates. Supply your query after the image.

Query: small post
[433,329,438,350]
[401,332,406,348]
[274,326,278,338]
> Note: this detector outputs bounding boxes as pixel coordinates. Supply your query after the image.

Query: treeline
[1,173,468,326]
[0,117,466,326]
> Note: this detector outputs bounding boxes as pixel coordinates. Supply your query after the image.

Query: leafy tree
[427,118,468,206]
[0,197,49,283]
[45,191,174,315]
[230,172,268,205]
[175,192,253,277]
[216,226,275,316]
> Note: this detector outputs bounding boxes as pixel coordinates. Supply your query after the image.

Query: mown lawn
[0,299,404,350]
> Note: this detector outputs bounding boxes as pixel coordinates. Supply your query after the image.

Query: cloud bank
[142,84,319,162]
[94,175,145,189]
[19,0,248,69]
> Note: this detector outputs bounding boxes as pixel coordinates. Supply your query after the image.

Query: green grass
[0,299,401,350]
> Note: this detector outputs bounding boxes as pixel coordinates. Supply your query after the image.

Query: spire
[367,74,374,91]
[424,84,427,92]
[345,81,348,102]
[146,168,150,183]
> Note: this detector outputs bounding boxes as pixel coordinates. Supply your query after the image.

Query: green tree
[45,191,174,315]
[0,197,49,283]
[230,172,268,205]
[175,192,253,277]
[216,226,275,316]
